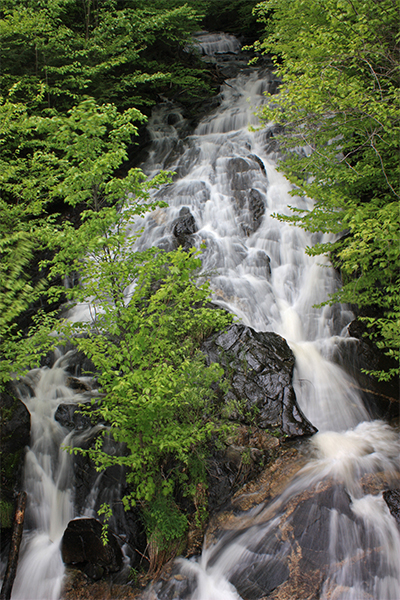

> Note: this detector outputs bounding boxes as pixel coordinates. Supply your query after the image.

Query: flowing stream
[4,32,399,600]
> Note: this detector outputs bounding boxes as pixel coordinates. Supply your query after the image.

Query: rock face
[0,384,30,552]
[172,207,198,250]
[145,471,400,600]
[202,324,316,438]
[383,489,400,528]
[339,320,400,420]
[61,518,123,579]
[0,384,30,517]
[206,426,283,515]
[0,384,31,460]
[54,402,94,431]
[198,324,316,516]
[226,155,267,236]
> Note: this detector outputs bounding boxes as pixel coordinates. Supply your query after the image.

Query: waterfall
[3,32,398,600]
[4,353,101,599]
[130,33,399,600]
[7,354,78,599]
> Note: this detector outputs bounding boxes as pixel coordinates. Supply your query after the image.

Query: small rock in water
[383,489,400,527]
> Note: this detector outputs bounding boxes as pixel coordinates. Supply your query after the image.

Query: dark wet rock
[225,156,267,234]
[263,125,284,158]
[207,425,280,512]
[61,518,123,575]
[175,145,202,178]
[201,324,316,438]
[174,180,210,205]
[0,383,30,505]
[230,555,290,599]
[383,489,400,528]
[66,376,91,392]
[248,188,265,228]
[72,445,147,571]
[0,384,30,455]
[41,344,97,378]
[247,154,266,176]
[290,486,354,570]
[54,403,94,431]
[206,439,303,520]
[332,320,400,420]
[228,156,254,184]
[245,250,271,278]
[141,564,196,600]
[172,207,198,249]
[240,188,266,236]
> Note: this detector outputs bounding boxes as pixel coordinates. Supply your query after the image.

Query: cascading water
[3,353,102,599]
[3,32,398,600]
[130,33,399,600]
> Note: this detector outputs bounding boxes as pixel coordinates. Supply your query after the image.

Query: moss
[0,499,13,528]
[1,449,24,481]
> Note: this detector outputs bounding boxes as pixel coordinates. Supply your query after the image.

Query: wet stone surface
[61,518,123,577]
[201,324,317,438]
[0,382,31,525]
[171,207,198,250]
[383,489,400,527]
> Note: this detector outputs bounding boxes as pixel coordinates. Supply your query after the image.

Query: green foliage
[253,0,400,379]
[0,96,164,386]
[2,86,233,551]
[36,124,233,547]
[144,495,188,550]
[60,241,232,546]
[201,0,262,36]
[0,499,13,528]
[97,502,113,545]
[0,0,210,112]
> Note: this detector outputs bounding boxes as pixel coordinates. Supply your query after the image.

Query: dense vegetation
[1,0,261,384]
[1,0,398,575]
[253,0,399,379]
[0,0,260,564]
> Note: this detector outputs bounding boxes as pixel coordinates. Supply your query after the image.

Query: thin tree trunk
[0,492,27,600]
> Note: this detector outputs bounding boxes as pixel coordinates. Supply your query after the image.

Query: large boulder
[202,324,316,438]
[61,518,123,579]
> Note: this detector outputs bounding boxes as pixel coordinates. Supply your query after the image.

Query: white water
[134,33,399,600]
[4,33,399,599]
[5,353,100,599]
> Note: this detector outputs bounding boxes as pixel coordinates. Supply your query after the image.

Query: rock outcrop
[202,324,317,438]
[0,383,30,550]
[61,518,123,579]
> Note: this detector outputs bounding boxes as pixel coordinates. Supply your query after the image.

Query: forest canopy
[253,0,400,380]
